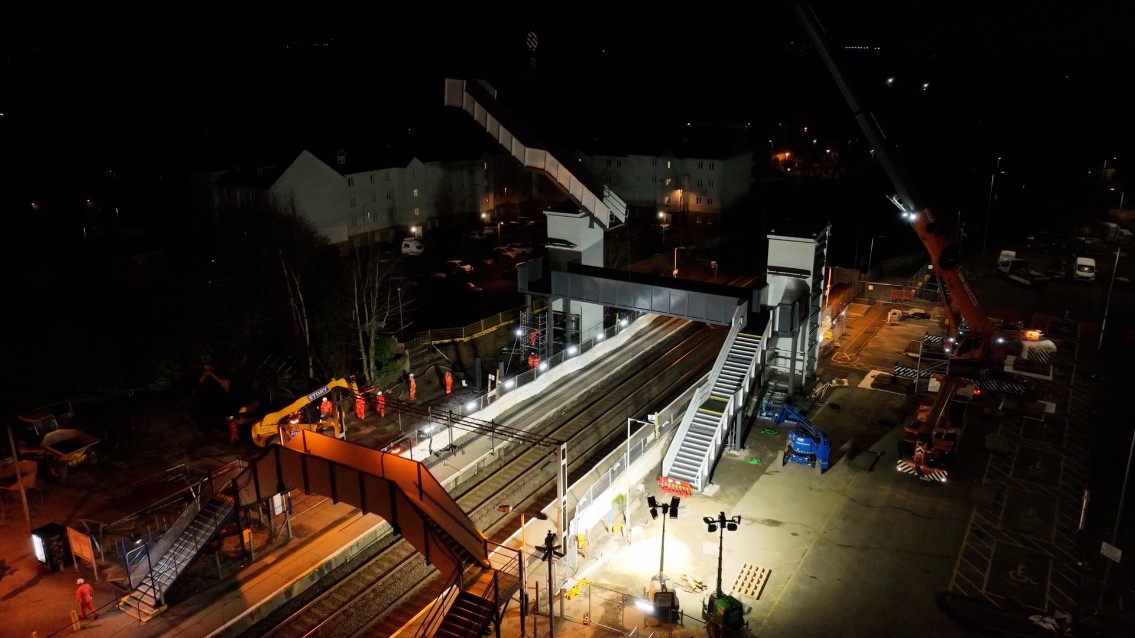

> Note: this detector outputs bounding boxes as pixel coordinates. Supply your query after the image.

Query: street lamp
[497,221,503,248]
[498,505,549,637]
[626,417,653,529]
[982,156,1002,258]
[646,495,680,588]
[535,530,564,638]
[866,235,884,277]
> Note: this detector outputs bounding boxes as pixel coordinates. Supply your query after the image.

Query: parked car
[446,259,474,274]
[506,242,534,257]
[1046,259,1069,280]
[492,246,522,260]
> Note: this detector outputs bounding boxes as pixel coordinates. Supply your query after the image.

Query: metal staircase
[118,496,233,622]
[662,304,764,491]
[443,78,627,230]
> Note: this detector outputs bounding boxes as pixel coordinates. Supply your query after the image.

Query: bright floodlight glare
[635,599,654,613]
[619,318,628,327]
[466,400,477,411]
[567,346,578,356]
[504,379,515,389]
[596,333,605,341]
[516,328,524,337]
[538,362,549,371]
[996,337,1005,344]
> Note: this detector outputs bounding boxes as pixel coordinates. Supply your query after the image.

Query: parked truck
[13,406,100,481]
[997,250,1050,286]
[775,406,831,474]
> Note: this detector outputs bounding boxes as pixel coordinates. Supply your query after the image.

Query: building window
[709,180,714,187]
[413,207,421,216]
[386,191,393,200]
[697,180,703,187]
[664,178,672,186]
[385,173,390,181]
[483,161,488,170]
[606,159,612,167]
[698,162,704,169]
[696,197,703,205]
[708,198,714,205]
[616,160,622,167]
[412,189,419,198]
[347,177,355,187]
[666,160,671,169]
[709,162,715,170]
[651,159,657,167]
[337,153,346,166]
[663,196,671,204]
[605,176,613,184]
[651,176,657,184]
[350,196,357,207]
[369,174,375,184]
[371,193,377,203]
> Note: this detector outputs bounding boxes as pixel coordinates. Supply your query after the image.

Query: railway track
[243,316,724,638]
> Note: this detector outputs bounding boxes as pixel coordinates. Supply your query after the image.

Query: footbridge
[237,432,509,636]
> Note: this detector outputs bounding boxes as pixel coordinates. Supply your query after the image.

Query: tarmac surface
[4,259,1135,638]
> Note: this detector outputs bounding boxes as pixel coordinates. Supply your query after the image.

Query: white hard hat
[409,373,414,378]
[77,578,85,585]
[377,390,383,395]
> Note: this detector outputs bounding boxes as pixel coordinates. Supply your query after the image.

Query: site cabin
[401,238,424,256]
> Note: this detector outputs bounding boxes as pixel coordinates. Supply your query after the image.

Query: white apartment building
[575,125,753,226]
[208,122,753,247]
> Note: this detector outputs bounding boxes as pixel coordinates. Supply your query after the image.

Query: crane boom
[793,3,996,355]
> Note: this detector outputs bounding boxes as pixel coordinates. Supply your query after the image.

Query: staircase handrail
[416,564,463,638]
[662,303,747,477]
[125,463,242,595]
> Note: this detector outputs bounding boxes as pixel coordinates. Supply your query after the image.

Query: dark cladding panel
[550,270,746,326]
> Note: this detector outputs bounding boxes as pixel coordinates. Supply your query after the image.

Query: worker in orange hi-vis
[355,393,367,420]
[444,370,454,395]
[409,373,417,401]
[529,330,539,346]
[320,396,333,419]
[375,390,386,417]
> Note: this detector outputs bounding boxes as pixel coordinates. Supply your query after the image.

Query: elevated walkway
[237,431,511,635]
[443,78,626,230]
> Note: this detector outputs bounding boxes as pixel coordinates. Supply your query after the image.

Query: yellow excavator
[251,378,357,447]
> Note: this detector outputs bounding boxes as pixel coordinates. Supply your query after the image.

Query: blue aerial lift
[775,406,831,474]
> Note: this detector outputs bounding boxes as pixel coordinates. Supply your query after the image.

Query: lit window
[483,161,488,170]
[664,178,672,186]
[412,189,419,198]
[664,196,671,204]
[666,160,671,169]
[414,207,420,216]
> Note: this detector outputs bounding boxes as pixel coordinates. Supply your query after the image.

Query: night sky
[3,1,1132,244]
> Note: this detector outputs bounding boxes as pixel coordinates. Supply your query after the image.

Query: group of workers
[317,370,458,421]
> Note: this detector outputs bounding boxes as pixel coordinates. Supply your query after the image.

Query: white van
[401,238,424,256]
[1073,256,1096,282]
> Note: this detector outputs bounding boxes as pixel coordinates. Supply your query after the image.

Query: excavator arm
[793,2,996,356]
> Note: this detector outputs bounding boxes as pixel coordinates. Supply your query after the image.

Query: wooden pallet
[732,563,771,600]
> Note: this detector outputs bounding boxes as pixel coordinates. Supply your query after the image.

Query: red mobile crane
[793,3,998,365]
